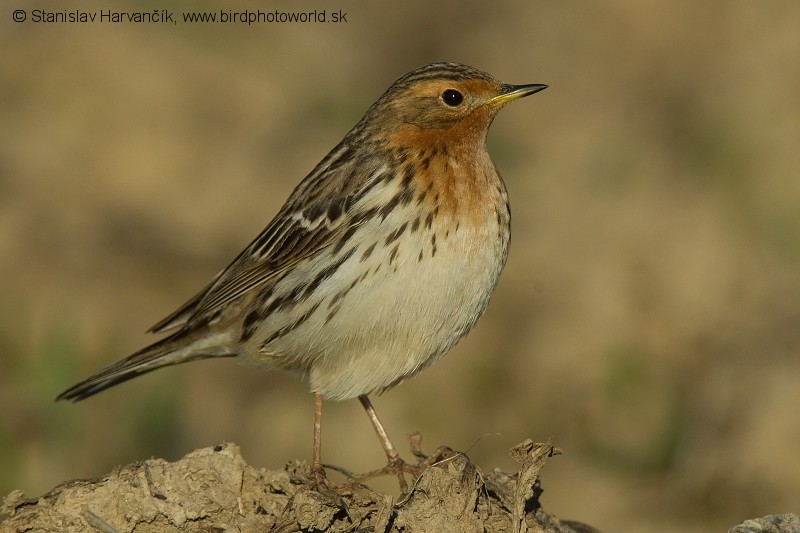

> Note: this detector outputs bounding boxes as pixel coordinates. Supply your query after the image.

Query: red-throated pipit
[57,62,547,489]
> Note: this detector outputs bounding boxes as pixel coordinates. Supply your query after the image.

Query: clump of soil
[3,439,797,532]
[2,439,599,532]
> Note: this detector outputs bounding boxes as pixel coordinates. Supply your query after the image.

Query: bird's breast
[244,150,511,400]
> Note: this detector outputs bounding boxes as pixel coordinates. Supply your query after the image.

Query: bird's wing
[148,147,390,334]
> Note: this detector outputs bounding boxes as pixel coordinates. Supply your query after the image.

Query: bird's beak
[488,83,548,106]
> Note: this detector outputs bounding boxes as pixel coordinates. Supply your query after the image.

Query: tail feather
[56,331,237,402]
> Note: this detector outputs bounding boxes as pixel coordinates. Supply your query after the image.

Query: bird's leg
[312,393,327,484]
[306,394,355,515]
[359,395,400,462]
[358,394,410,492]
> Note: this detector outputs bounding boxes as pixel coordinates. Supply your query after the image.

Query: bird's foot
[326,432,457,495]
[343,455,419,492]
[297,463,358,518]
[310,462,332,490]
[408,431,458,468]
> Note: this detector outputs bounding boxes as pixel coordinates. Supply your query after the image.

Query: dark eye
[441,89,463,107]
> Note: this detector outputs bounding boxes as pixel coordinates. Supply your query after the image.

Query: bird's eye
[441,89,464,107]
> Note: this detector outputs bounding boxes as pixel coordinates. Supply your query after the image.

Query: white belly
[244,199,510,400]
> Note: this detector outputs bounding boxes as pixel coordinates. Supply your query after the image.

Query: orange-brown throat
[388,115,501,224]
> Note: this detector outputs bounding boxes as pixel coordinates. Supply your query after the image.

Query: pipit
[57,62,546,489]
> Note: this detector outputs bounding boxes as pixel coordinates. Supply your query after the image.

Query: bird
[56,62,547,489]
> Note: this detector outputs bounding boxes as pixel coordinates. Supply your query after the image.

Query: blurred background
[2,0,799,531]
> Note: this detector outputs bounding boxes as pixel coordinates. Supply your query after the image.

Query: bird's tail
[56,330,237,402]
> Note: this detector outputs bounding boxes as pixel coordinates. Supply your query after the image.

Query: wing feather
[148,147,392,334]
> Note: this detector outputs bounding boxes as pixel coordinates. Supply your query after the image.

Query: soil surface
[2,439,797,533]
